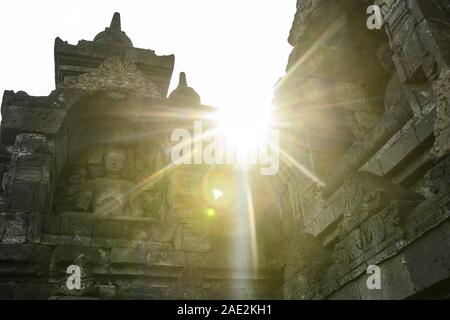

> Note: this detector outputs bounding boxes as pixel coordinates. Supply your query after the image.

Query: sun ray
[243,172,259,269]
[277,146,326,187]
[274,15,346,93]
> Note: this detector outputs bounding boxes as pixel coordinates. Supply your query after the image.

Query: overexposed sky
[0,0,295,109]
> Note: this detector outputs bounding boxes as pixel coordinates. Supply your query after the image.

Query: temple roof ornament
[168,72,201,106]
[54,12,175,96]
[93,12,133,47]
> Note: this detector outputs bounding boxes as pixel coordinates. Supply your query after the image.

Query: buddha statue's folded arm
[128,189,145,217]
[75,184,93,212]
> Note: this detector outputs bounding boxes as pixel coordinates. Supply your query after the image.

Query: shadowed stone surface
[275,0,450,300]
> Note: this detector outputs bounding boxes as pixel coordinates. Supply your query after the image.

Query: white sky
[0,0,296,110]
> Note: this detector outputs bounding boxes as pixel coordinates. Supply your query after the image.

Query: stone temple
[0,1,449,299]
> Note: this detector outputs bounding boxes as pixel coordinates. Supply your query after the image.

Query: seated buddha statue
[75,146,144,217]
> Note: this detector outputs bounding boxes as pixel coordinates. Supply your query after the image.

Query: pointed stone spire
[110,12,121,31]
[178,72,188,88]
[168,72,201,106]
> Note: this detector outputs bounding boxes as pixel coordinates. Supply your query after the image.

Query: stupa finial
[110,12,121,31]
[179,72,188,88]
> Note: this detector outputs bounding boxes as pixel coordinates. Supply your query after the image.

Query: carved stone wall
[277,0,450,300]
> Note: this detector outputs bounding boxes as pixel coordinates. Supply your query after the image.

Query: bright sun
[217,102,272,160]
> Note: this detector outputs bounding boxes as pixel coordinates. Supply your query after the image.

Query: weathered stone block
[11,164,51,184]
[0,215,6,239]
[93,219,132,239]
[98,285,116,298]
[2,213,27,244]
[40,234,60,246]
[151,223,175,242]
[362,108,436,176]
[186,252,229,269]
[404,221,450,292]
[27,213,43,243]
[174,224,211,253]
[0,243,51,277]
[328,280,362,300]
[91,238,133,248]
[146,248,186,267]
[10,133,54,155]
[8,181,50,214]
[110,265,145,276]
[58,235,92,246]
[0,282,16,300]
[42,215,62,235]
[1,105,67,140]
[61,217,93,237]
[0,244,52,264]
[131,222,152,241]
[111,247,146,265]
[0,263,44,276]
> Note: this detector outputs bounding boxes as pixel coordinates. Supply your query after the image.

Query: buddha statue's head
[104,146,127,177]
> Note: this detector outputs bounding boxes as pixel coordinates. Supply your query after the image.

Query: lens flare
[206,208,216,217]
[212,188,224,200]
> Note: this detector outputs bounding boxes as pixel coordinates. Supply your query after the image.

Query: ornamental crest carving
[61,57,162,99]
[433,69,450,159]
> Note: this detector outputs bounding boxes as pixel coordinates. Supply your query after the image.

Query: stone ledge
[59,211,158,222]
[1,106,67,143]
[361,107,436,176]
[0,243,52,263]
[50,212,157,241]
[327,219,450,300]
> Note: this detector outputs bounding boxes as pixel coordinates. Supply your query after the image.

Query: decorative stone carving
[333,173,423,237]
[332,201,406,274]
[61,57,162,99]
[421,155,450,200]
[288,0,334,45]
[433,69,450,159]
[283,222,331,299]
[308,171,425,278]
[3,134,54,214]
[337,184,365,237]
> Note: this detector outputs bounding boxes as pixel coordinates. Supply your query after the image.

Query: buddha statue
[75,146,144,217]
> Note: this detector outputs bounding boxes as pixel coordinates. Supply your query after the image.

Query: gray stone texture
[277,0,450,300]
[1,2,450,300]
